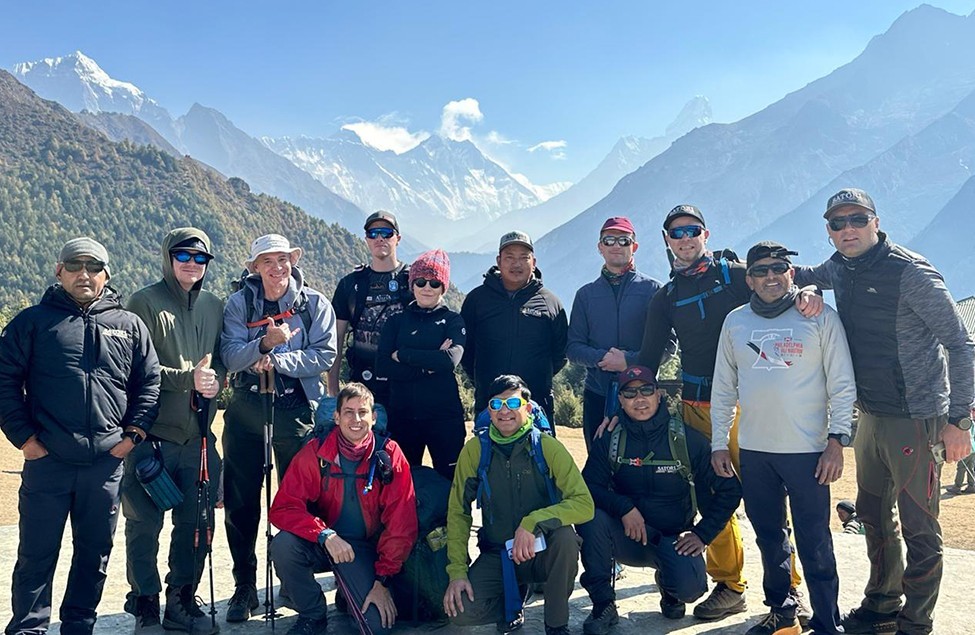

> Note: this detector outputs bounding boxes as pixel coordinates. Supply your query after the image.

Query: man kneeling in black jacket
[577,366,741,634]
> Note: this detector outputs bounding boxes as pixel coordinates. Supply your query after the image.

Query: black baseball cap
[663,204,706,229]
[364,210,400,233]
[824,188,875,219]
[746,241,798,268]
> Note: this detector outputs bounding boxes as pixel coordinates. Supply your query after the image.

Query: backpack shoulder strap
[667,411,697,520]
[349,265,370,329]
[243,284,256,325]
[395,264,412,304]
[529,428,560,505]
[293,289,313,335]
[608,425,625,476]
[473,429,494,522]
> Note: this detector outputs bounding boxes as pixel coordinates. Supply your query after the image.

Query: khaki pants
[854,411,944,635]
[683,401,803,593]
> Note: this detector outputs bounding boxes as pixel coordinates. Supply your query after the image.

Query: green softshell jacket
[126,227,226,444]
[445,431,594,581]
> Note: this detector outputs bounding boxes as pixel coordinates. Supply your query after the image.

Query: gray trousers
[6,453,123,635]
[270,531,390,634]
[855,411,944,635]
[450,525,580,630]
[121,436,221,597]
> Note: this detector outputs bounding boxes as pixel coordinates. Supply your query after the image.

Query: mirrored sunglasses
[366,227,396,240]
[619,385,657,399]
[600,235,634,247]
[667,225,705,240]
[827,213,874,231]
[488,396,528,411]
[62,260,106,274]
[171,250,212,265]
[747,262,791,278]
[413,278,443,289]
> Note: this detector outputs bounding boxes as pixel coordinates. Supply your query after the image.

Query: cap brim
[824,203,874,219]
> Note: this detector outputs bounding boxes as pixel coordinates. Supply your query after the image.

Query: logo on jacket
[389,280,399,292]
[747,328,802,370]
[102,329,131,339]
[435,318,446,325]
[521,307,544,318]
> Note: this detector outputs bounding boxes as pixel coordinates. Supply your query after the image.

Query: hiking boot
[285,615,327,635]
[583,601,619,635]
[946,484,964,495]
[163,586,219,634]
[545,626,571,635]
[497,610,524,634]
[746,611,801,635]
[226,584,259,623]
[790,587,812,628]
[841,607,899,634]
[655,571,685,619]
[693,582,747,620]
[124,593,160,631]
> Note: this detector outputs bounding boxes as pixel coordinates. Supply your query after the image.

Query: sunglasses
[413,278,443,289]
[488,396,528,411]
[747,262,791,278]
[827,213,875,232]
[61,260,106,274]
[619,385,657,399]
[366,227,396,240]
[600,235,634,247]
[171,250,211,265]
[667,225,705,240]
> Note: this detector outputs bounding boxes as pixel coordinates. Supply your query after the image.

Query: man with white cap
[461,230,568,427]
[220,233,338,622]
[0,237,161,635]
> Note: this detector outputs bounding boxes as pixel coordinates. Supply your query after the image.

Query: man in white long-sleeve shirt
[710,241,856,635]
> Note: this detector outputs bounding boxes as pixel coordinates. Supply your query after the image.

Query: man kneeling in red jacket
[269,382,418,635]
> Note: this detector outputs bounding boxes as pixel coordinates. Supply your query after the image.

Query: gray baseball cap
[824,188,875,218]
[499,230,533,252]
[59,237,111,279]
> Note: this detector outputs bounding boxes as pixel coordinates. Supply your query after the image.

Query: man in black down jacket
[577,366,741,634]
[0,237,161,635]
[795,188,975,635]
[461,231,568,428]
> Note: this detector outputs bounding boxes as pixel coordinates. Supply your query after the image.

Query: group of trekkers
[1,187,973,635]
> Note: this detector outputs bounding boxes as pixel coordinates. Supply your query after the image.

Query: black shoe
[497,610,524,634]
[583,601,619,635]
[656,571,685,620]
[692,582,747,620]
[745,611,800,635]
[545,626,571,635]
[163,586,219,634]
[125,593,161,631]
[841,607,899,634]
[226,584,259,623]
[286,615,328,635]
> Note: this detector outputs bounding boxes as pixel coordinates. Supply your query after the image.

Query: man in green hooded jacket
[122,227,225,634]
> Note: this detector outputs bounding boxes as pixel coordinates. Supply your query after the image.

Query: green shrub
[553,384,583,428]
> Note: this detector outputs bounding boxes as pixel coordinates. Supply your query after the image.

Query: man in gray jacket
[220,234,337,622]
[711,241,855,635]
[795,188,974,635]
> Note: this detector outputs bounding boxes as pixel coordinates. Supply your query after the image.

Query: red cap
[600,216,636,235]
[617,365,657,387]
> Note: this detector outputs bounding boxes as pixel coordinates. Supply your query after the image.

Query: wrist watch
[827,433,851,447]
[948,417,974,431]
[123,430,145,445]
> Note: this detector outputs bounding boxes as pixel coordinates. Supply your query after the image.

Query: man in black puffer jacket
[577,366,740,634]
[0,237,161,635]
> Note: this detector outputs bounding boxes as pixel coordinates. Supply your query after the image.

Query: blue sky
[3,1,975,184]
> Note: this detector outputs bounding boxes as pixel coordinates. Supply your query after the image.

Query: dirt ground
[2,413,973,549]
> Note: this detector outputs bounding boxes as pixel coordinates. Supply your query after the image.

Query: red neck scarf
[336,429,375,463]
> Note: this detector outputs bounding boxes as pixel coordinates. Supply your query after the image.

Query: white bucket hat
[245,234,303,272]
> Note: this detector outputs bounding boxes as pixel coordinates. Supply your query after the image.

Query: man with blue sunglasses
[329,211,412,408]
[122,228,224,633]
[794,188,975,635]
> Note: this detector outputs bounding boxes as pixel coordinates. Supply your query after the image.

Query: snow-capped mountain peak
[666,95,712,137]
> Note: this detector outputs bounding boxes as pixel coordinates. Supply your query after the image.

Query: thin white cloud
[484,130,516,146]
[527,140,568,153]
[341,120,429,154]
[439,98,483,141]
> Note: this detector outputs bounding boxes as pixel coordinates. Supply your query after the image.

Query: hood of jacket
[42,283,124,315]
[161,227,214,311]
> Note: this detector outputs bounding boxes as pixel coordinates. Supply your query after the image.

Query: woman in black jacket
[377,249,466,479]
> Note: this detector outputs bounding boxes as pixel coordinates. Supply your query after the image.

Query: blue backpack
[471,402,559,524]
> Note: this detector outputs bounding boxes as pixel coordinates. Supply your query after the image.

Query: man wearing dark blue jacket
[0,237,161,635]
[567,217,661,449]
[577,366,741,634]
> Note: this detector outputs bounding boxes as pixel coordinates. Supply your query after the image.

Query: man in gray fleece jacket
[794,188,975,635]
[711,241,855,635]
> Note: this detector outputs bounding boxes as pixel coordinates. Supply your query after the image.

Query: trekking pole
[259,367,282,628]
[324,551,373,635]
[192,391,218,631]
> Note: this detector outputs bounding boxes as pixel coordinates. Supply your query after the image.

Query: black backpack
[390,466,451,624]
